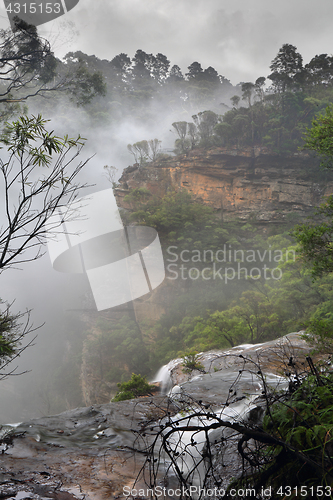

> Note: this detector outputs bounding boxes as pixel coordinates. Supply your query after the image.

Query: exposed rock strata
[115,147,333,221]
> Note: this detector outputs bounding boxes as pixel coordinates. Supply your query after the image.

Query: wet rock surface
[166,331,318,390]
[0,398,177,500]
[0,332,327,499]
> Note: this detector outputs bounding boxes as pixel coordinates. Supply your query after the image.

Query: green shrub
[112,373,155,402]
[181,351,204,373]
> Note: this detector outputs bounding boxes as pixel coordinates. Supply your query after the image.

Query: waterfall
[167,395,259,491]
[158,370,288,496]
[151,358,181,394]
[148,332,308,493]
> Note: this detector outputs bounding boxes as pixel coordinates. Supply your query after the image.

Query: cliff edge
[115,146,333,221]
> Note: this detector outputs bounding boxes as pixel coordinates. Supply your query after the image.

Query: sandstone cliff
[82,148,333,405]
[115,146,333,221]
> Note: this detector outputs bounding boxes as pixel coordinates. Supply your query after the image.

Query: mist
[0,0,332,423]
[0,64,194,421]
[0,64,236,420]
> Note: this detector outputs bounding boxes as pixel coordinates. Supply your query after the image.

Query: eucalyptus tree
[172,121,189,153]
[0,20,106,114]
[192,110,219,144]
[0,18,58,104]
[268,43,303,93]
[304,54,333,87]
[127,138,162,164]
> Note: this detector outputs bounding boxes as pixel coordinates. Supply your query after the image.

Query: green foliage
[15,39,333,145]
[0,19,58,105]
[290,104,333,353]
[304,298,333,353]
[172,121,190,153]
[124,188,313,365]
[153,240,333,365]
[2,114,67,164]
[124,189,216,246]
[181,351,204,373]
[293,197,333,278]
[268,43,303,93]
[0,114,87,271]
[116,186,333,372]
[219,90,331,152]
[0,305,17,361]
[112,373,155,401]
[0,300,36,381]
[84,315,150,387]
[226,367,333,497]
[0,114,89,389]
[303,105,333,168]
[127,139,162,164]
[257,370,333,494]
[123,187,152,210]
[0,335,13,357]
[293,106,333,283]
[17,41,333,412]
[68,66,107,107]
[165,45,333,154]
[192,110,219,145]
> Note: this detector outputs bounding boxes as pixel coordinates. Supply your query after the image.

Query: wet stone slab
[0,397,178,500]
[0,332,328,500]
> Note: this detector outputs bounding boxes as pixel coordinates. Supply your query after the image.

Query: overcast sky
[32,0,333,84]
[1,0,332,84]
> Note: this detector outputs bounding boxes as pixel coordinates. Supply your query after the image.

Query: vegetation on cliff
[138,354,333,499]
[0,114,89,382]
[105,107,333,386]
[65,183,333,398]
[291,105,333,355]
[18,41,333,153]
[118,188,332,368]
[256,369,333,495]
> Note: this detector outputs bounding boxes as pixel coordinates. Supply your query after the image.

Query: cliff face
[115,147,333,221]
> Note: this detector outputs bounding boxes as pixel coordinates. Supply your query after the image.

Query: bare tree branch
[0,113,91,271]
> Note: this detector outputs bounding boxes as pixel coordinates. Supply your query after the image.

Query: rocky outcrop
[158,331,322,395]
[1,333,327,499]
[115,147,333,221]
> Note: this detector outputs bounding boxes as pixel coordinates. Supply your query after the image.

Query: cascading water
[146,334,310,496]
[151,358,181,394]
[157,370,288,496]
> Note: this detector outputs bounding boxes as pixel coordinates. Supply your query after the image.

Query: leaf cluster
[181,351,204,373]
[303,105,333,168]
[0,113,89,271]
[112,373,155,402]
[255,370,333,494]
